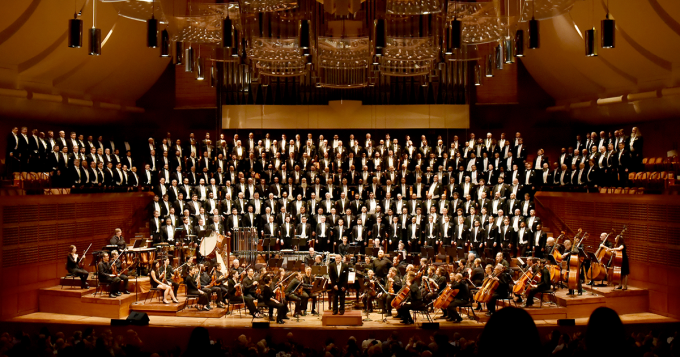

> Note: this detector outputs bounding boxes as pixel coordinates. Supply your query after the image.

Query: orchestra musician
[198,264,225,308]
[66,245,90,289]
[328,253,349,315]
[262,275,286,324]
[109,228,126,250]
[241,268,261,317]
[382,267,402,316]
[185,265,211,311]
[361,269,378,313]
[285,271,308,317]
[109,251,130,294]
[605,235,629,290]
[524,259,551,307]
[338,236,351,256]
[564,236,584,296]
[97,252,127,298]
[396,272,421,325]
[150,259,178,304]
[485,264,512,317]
[302,266,319,315]
[445,273,469,323]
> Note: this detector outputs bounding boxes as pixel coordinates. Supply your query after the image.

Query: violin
[77,243,92,269]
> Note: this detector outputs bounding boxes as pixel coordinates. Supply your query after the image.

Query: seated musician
[241,268,262,317]
[475,264,494,311]
[184,265,211,311]
[230,259,244,276]
[109,228,126,250]
[513,258,538,304]
[485,264,511,317]
[198,264,225,308]
[162,257,180,297]
[304,248,317,267]
[455,259,468,278]
[302,266,319,315]
[66,245,89,289]
[361,269,378,313]
[396,272,421,325]
[524,259,551,307]
[150,259,178,304]
[495,252,509,271]
[109,250,130,294]
[285,271,308,317]
[225,269,241,303]
[446,273,470,323]
[470,258,485,287]
[212,264,230,306]
[97,252,125,298]
[383,267,402,317]
[422,266,439,302]
[262,274,287,324]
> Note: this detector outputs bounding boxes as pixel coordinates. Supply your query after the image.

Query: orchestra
[56,128,639,324]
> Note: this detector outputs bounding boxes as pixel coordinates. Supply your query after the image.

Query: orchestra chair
[654,157,664,171]
[179,293,201,312]
[226,298,246,318]
[613,187,622,194]
[598,187,608,194]
[533,289,557,308]
[628,188,637,195]
[411,304,433,323]
[636,187,645,194]
[635,172,648,186]
[93,280,111,297]
[255,300,271,320]
[144,287,165,304]
[61,263,81,290]
[628,172,636,184]
[642,158,651,171]
[457,296,479,321]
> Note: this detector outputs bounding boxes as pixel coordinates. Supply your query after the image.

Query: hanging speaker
[601,16,615,48]
[68,17,83,48]
[515,29,524,57]
[485,54,494,77]
[375,19,385,49]
[147,18,158,48]
[175,41,183,65]
[474,63,482,86]
[210,64,215,87]
[495,42,504,70]
[504,38,514,63]
[185,46,194,72]
[232,29,240,57]
[451,19,462,49]
[88,28,101,56]
[299,20,310,49]
[529,19,539,49]
[223,18,233,47]
[585,28,598,57]
[196,57,204,80]
[160,29,170,57]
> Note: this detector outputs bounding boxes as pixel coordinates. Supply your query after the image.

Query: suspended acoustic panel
[447,1,520,45]
[519,0,577,21]
[318,37,370,88]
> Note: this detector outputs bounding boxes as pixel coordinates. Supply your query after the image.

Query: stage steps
[39,286,148,319]
[59,275,152,294]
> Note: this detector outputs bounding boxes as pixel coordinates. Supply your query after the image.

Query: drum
[182,247,196,258]
[199,232,218,258]
[156,243,170,256]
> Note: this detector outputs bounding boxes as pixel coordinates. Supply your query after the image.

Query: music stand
[268,258,283,268]
[365,247,376,258]
[445,246,457,263]
[420,246,435,260]
[292,237,306,251]
[585,251,600,295]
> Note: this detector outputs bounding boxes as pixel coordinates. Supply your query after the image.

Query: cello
[433,285,459,309]
[474,267,503,304]
[390,285,411,308]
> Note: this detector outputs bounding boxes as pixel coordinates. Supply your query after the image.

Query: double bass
[609,226,627,284]
[551,232,566,264]
[567,232,588,290]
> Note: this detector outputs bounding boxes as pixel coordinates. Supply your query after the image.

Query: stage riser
[321,310,363,326]
[59,277,152,293]
[39,286,148,319]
